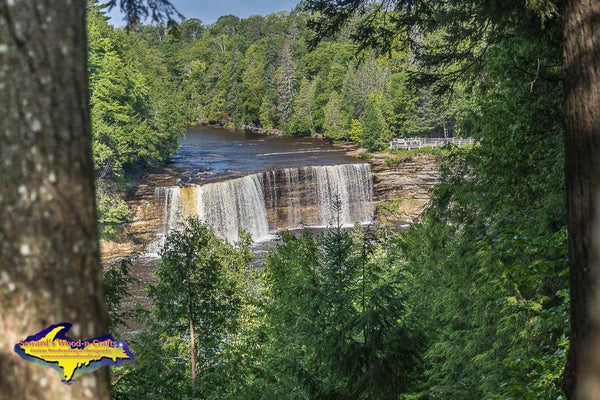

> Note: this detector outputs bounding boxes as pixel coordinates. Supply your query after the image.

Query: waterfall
[193,175,269,243]
[154,163,374,243]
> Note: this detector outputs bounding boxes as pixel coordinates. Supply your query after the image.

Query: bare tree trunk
[562,0,600,399]
[190,318,197,379]
[0,1,111,399]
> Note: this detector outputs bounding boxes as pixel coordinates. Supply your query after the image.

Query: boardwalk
[390,137,477,150]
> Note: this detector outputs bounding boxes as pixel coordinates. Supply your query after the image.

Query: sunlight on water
[151,163,374,245]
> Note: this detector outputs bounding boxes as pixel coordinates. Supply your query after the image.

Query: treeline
[135,10,459,150]
[88,2,189,237]
[89,3,465,236]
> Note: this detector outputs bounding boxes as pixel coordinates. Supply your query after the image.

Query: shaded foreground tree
[260,223,422,398]
[112,220,253,399]
[562,0,600,398]
[0,1,177,399]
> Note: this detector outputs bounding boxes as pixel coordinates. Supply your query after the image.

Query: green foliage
[89,5,185,175]
[103,255,138,331]
[394,20,567,398]
[114,219,255,399]
[360,93,389,151]
[88,2,188,236]
[150,218,244,363]
[300,1,568,398]
[357,151,373,160]
[384,63,419,137]
[323,91,347,140]
[101,2,570,399]
[387,147,440,161]
[348,118,363,143]
[256,223,422,399]
[287,77,316,136]
[112,324,197,400]
[150,11,448,147]
[96,182,132,239]
[259,96,275,130]
[275,40,296,126]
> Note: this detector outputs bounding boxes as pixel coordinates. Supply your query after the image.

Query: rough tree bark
[190,318,197,380]
[562,0,600,399]
[0,1,111,399]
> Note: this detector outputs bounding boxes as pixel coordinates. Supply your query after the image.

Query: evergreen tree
[262,223,422,399]
[288,77,316,136]
[348,119,363,143]
[239,42,267,124]
[323,91,347,140]
[88,3,188,236]
[397,27,567,399]
[259,95,276,130]
[149,218,243,384]
[276,40,297,125]
[114,221,254,399]
[341,55,390,118]
[360,93,388,151]
[180,18,204,42]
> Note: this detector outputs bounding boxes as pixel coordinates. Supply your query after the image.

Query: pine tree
[275,40,296,125]
[348,119,363,144]
[360,93,388,151]
[259,96,275,130]
[323,91,347,140]
[262,217,422,398]
[288,77,316,136]
[149,218,244,384]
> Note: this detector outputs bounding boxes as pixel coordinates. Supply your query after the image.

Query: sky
[107,0,301,26]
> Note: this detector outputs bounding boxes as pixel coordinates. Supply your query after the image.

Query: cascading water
[190,175,270,242]
[153,163,374,243]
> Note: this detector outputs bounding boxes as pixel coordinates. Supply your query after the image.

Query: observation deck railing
[390,137,477,150]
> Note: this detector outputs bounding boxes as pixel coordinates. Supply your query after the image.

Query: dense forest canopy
[85,0,574,399]
[89,2,483,235]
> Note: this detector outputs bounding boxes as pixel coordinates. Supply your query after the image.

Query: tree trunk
[0,2,111,399]
[190,318,197,380]
[562,0,600,398]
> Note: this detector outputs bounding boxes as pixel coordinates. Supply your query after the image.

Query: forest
[3,0,596,399]
[89,1,470,236]
[89,0,569,399]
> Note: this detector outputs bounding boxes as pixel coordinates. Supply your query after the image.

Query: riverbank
[100,129,440,260]
[335,143,440,227]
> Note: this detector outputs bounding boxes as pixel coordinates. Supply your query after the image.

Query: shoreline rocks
[100,143,440,260]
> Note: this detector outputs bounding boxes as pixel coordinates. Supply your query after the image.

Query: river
[104,127,378,313]
[148,127,375,245]
[168,126,363,183]
[103,127,440,315]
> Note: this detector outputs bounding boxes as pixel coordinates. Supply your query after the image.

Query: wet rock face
[153,164,375,244]
[370,153,440,224]
[100,172,176,259]
[100,154,440,260]
[261,165,374,233]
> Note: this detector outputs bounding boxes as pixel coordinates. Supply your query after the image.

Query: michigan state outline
[14,322,134,384]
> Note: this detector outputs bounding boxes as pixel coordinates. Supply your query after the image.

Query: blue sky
[107,0,301,26]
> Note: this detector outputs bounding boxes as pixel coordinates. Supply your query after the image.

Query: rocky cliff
[100,152,440,260]
[370,152,440,226]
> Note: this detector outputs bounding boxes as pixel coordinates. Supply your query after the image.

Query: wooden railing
[390,137,477,150]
